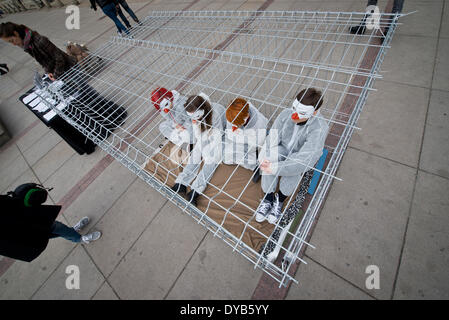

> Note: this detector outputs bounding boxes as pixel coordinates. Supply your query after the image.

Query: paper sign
[23,92,37,104]
[43,110,57,121]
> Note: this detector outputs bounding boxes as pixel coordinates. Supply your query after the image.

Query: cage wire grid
[37,10,403,287]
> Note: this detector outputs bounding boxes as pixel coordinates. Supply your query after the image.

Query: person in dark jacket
[0,22,128,144]
[116,0,140,28]
[90,0,130,36]
[0,22,75,80]
[0,194,100,263]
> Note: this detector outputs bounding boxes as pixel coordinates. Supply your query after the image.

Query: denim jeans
[118,0,139,22]
[116,6,131,28]
[101,3,129,34]
[49,221,81,243]
[367,0,404,13]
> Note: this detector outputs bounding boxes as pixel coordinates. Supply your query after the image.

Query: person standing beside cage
[90,0,130,37]
[116,0,140,28]
[350,0,405,38]
[0,22,127,145]
[0,183,101,263]
[0,22,75,81]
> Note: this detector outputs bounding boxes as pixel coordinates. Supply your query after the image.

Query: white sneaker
[267,194,284,224]
[81,231,101,244]
[255,200,272,223]
[73,216,89,232]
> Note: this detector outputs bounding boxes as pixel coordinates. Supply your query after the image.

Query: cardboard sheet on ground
[143,141,276,252]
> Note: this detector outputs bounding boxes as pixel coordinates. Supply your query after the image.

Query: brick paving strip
[251,0,396,300]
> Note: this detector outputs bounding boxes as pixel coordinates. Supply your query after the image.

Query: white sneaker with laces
[82,231,101,244]
[255,200,273,223]
[267,194,284,224]
[73,216,89,232]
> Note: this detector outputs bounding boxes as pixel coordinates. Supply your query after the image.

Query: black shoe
[349,24,366,35]
[186,190,200,207]
[380,25,391,45]
[0,63,8,72]
[252,167,261,183]
[171,183,187,195]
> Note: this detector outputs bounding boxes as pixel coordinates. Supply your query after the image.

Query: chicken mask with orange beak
[291,99,315,121]
[187,109,205,124]
[230,115,249,132]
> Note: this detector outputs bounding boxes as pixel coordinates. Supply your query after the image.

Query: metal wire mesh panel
[37,10,403,287]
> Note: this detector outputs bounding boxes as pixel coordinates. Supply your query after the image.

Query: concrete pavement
[0,0,448,300]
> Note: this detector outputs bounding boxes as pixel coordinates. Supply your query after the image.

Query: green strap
[24,188,40,207]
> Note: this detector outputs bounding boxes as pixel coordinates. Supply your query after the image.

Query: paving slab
[32,140,76,182]
[14,121,50,154]
[92,281,120,300]
[6,66,37,87]
[32,246,105,300]
[350,80,429,168]
[0,152,30,193]
[22,130,63,167]
[61,158,137,227]
[432,38,449,92]
[286,258,374,300]
[85,178,167,277]
[381,35,437,88]
[306,147,416,300]
[441,1,449,39]
[396,0,443,38]
[393,171,449,300]
[0,143,21,172]
[42,148,108,202]
[4,114,38,141]
[419,89,449,179]
[0,77,22,101]
[0,97,37,137]
[3,168,41,196]
[166,232,263,300]
[108,201,207,299]
[213,0,247,10]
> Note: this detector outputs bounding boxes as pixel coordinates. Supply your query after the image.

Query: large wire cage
[37,10,403,287]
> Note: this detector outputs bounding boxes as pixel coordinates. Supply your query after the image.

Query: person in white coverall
[171,93,226,206]
[151,87,193,149]
[255,88,329,225]
[223,97,268,181]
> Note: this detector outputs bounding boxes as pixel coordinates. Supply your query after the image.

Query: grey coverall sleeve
[258,111,284,162]
[276,125,327,177]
